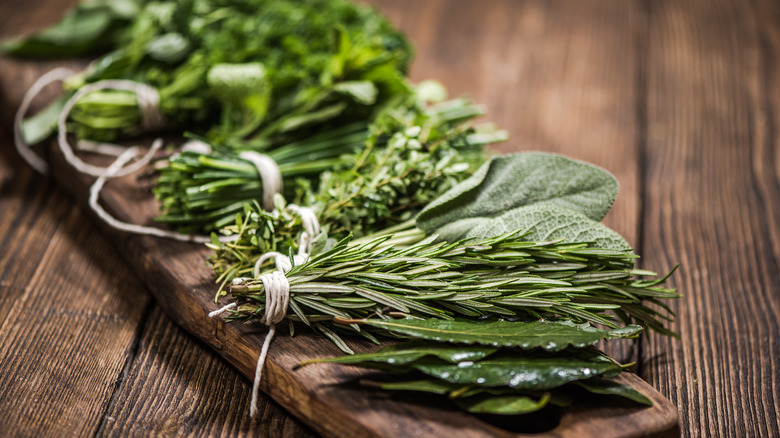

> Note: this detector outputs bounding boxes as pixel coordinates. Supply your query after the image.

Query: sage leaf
[436,204,632,250]
[351,318,642,351]
[575,379,652,406]
[412,349,621,390]
[417,152,619,235]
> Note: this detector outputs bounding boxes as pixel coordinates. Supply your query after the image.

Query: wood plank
[0,1,320,435]
[0,157,150,436]
[642,0,780,436]
[99,306,313,437]
[0,1,679,436]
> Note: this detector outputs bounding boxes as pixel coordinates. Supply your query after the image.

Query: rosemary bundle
[223,231,678,352]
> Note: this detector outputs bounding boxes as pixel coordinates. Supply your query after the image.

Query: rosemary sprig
[222,232,679,352]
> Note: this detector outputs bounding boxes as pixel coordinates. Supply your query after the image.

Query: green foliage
[12,0,413,146]
[158,90,502,234]
[417,153,630,249]
[223,231,679,352]
[301,341,652,415]
[0,0,138,58]
[309,91,504,238]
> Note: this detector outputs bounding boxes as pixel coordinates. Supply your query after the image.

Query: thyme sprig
[222,231,679,353]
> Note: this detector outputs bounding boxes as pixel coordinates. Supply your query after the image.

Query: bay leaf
[453,392,550,415]
[361,379,465,395]
[351,318,642,351]
[298,341,497,367]
[575,378,652,406]
[361,379,552,415]
[417,152,619,234]
[412,349,621,390]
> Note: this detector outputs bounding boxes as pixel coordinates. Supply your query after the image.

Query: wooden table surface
[1,0,778,436]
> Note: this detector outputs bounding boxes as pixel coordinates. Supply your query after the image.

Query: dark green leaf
[575,378,653,406]
[299,341,497,367]
[350,318,642,351]
[22,94,69,145]
[1,2,136,58]
[361,379,466,395]
[453,392,551,415]
[412,349,621,390]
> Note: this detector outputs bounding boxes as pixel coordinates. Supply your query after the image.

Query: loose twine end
[209,205,319,419]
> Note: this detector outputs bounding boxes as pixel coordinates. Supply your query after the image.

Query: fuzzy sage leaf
[435,204,632,250]
[416,153,624,247]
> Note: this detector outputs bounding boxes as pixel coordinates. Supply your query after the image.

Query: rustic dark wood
[0,146,150,436]
[98,306,313,437]
[0,2,316,437]
[640,0,780,436]
[4,0,778,436]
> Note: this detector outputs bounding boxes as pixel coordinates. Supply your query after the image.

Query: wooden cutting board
[48,148,680,438]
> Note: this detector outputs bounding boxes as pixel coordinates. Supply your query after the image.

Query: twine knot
[209,203,319,418]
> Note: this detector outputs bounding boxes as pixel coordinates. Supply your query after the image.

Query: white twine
[180,140,212,154]
[58,80,167,178]
[76,139,127,157]
[14,67,76,173]
[287,204,319,254]
[207,302,236,318]
[208,204,319,418]
[238,151,282,211]
[16,72,237,243]
[89,147,233,243]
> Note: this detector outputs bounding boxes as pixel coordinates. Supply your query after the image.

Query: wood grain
[17,0,780,436]
[98,306,313,437]
[0,2,318,436]
[641,0,780,436]
[0,156,150,436]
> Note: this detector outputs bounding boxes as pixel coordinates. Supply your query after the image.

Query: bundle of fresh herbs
[154,84,505,233]
[298,325,653,416]
[8,0,413,149]
[212,152,679,415]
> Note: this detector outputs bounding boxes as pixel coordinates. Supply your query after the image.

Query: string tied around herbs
[13,69,289,244]
[239,151,283,212]
[15,69,167,177]
[209,204,319,418]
